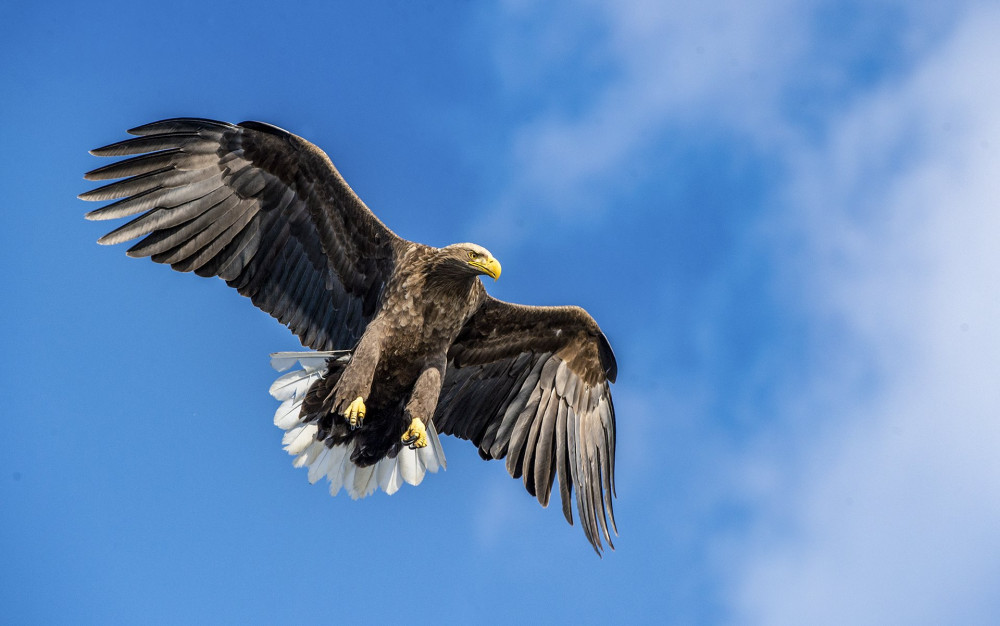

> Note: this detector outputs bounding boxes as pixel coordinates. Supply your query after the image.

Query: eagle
[81,118,618,554]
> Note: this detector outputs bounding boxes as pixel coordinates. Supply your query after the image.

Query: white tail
[269,352,446,499]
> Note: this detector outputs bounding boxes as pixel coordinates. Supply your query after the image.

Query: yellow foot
[345,396,366,429]
[402,417,428,449]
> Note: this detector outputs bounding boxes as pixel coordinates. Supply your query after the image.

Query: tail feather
[274,398,303,430]
[352,464,378,500]
[308,447,331,484]
[376,456,401,494]
[341,460,358,496]
[298,441,325,469]
[419,422,446,473]
[269,352,446,499]
[270,350,350,373]
[325,445,351,497]
[283,423,318,455]
[398,446,421,486]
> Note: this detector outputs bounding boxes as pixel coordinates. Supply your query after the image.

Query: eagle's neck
[379,246,488,327]
[423,270,480,303]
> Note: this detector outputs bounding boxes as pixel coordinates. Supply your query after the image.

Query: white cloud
[733,5,1000,624]
[486,0,813,224]
[484,0,971,238]
[485,1,1000,621]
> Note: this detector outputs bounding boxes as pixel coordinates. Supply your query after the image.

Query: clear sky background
[3,1,1000,624]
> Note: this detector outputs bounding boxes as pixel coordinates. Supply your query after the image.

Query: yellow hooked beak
[471,255,502,280]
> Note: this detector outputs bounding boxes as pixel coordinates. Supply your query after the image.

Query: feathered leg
[330,320,385,428]
[402,360,444,448]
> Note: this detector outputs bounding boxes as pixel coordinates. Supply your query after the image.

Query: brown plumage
[81,118,619,554]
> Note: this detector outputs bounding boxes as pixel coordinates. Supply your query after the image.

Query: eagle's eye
[467,250,478,260]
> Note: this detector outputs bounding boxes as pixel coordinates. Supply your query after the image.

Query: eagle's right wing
[81,118,403,350]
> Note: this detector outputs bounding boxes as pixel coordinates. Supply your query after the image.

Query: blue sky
[4,1,1000,623]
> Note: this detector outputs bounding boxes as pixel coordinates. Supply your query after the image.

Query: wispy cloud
[486,0,1000,621]
[481,0,811,233]
[732,5,1000,623]
[481,0,959,233]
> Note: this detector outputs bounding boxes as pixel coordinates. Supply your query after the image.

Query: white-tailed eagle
[81,118,618,554]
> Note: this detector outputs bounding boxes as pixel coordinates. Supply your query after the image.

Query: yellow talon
[402,417,428,449]
[345,396,366,428]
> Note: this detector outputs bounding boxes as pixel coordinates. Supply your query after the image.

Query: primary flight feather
[82,118,619,554]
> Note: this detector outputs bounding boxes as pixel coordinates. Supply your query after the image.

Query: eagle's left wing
[433,296,618,555]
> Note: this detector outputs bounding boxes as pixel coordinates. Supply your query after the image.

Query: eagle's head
[437,243,502,281]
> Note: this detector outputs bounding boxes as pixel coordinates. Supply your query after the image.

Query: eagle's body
[307,243,490,467]
[82,118,619,554]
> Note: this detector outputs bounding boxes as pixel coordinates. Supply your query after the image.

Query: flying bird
[81,118,618,554]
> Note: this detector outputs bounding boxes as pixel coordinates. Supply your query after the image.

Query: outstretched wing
[434,296,618,555]
[81,118,404,350]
